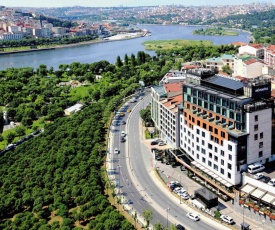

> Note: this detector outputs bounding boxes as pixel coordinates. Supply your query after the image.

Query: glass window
[254,125,258,131]
[208,161,212,167]
[210,104,214,111]
[228,173,231,179]
[254,134,258,140]
[201,148,206,154]
[260,132,263,139]
[259,151,263,157]
[255,115,258,122]
[221,131,225,137]
[221,150,224,156]
[216,106,221,114]
[196,129,200,135]
[214,147,218,153]
[214,156,218,162]
[229,155,232,161]
[204,94,208,100]
[259,142,263,148]
[198,100,202,106]
[209,152,212,158]
[216,97,221,105]
[193,98,197,104]
[202,132,205,137]
[221,168,224,174]
[228,163,232,170]
[221,159,224,165]
[202,140,205,146]
[202,157,206,163]
[208,143,212,150]
[228,145,232,151]
[197,146,200,151]
[214,164,218,171]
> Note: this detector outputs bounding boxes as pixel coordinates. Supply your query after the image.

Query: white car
[268,178,275,186]
[186,212,199,221]
[180,193,190,200]
[220,215,234,224]
[158,142,166,146]
[114,148,119,154]
[254,172,264,180]
[121,131,126,137]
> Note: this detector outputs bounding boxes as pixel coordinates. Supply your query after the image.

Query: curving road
[109,91,230,230]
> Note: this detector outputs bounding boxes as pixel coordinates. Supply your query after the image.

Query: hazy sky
[4,0,260,8]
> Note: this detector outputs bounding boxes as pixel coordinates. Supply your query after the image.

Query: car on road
[180,193,190,200]
[5,144,15,151]
[121,131,126,137]
[220,215,234,224]
[254,172,264,180]
[121,120,126,125]
[121,137,126,143]
[114,148,120,154]
[186,212,199,221]
[127,109,131,113]
[176,224,185,230]
[260,175,271,183]
[268,178,275,186]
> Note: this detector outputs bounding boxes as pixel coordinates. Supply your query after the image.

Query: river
[0,25,250,70]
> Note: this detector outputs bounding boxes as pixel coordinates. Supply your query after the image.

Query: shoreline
[0,33,147,55]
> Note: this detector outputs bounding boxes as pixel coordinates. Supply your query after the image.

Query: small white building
[64,103,83,115]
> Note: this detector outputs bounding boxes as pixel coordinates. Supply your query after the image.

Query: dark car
[150,141,158,145]
[32,130,40,135]
[121,137,126,143]
[260,175,271,183]
[176,224,186,230]
[121,121,126,125]
[25,134,34,140]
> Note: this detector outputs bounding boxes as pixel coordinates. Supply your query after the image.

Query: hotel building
[180,69,274,186]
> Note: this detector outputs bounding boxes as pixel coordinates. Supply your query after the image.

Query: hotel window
[216,97,221,105]
[260,132,263,139]
[203,123,207,129]
[208,161,212,167]
[230,111,234,119]
[202,140,205,146]
[196,129,200,135]
[198,100,202,106]
[209,126,213,132]
[214,147,218,153]
[259,151,263,157]
[209,152,212,158]
[214,156,218,162]
[202,157,206,163]
[193,98,197,104]
[208,143,212,150]
[192,150,194,155]
[201,148,206,154]
[254,124,258,131]
[228,154,232,161]
[221,150,224,156]
[228,163,232,170]
[228,173,231,179]
[192,89,197,96]
[255,115,258,122]
[221,131,225,137]
[204,94,208,100]
[192,142,194,147]
[221,159,224,165]
[196,137,199,143]
[204,102,208,109]
[221,168,224,174]
[210,95,215,102]
[187,95,191,102]
[259,142,263,148]
[228,144,232,151]
[216,116,220,121]
[202,131,205,137]
[236,114,241,121]
[216,106,221,114]
[197,154,199,159]
[210,104,214,111]
[197,120,200,126]
[254,134,258,140]
[197,146,200,151]
[214,164,218,171]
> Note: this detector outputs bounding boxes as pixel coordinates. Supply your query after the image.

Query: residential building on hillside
[238,43,264,59]
[205,54,235,72]
[264,45,275,67]
[233,55,264,78]
[180,69,274,186]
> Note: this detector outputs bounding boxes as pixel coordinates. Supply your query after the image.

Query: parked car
[150,141,158,145]
[5,144,15,151]
[121,137,126,143]
[158,142,166,146]
[114,148,120,154]
[254,172,264,180]
[186,213,199,221]
[127,109,131,113]
[121,120,126,125]
[180,193,190,200]
[121,131,126,137]
[220,215,234,224]
[260,175,271,183]
[176,224,186,230]
[268,178,275,186]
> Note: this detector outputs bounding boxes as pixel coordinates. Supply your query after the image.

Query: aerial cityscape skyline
[5,0,264,8]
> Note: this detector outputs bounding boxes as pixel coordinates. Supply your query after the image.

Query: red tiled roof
[267,45,275,51]
[231,42,247,46]
[248,43,262,49]
[162,94,183,110]
[182,65,200,70]
[244,58,263,65]
[164,83,183,93]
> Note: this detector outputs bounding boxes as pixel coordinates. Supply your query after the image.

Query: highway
[108,90,230,230]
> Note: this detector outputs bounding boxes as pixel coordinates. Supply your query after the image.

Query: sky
[4,0,263,8]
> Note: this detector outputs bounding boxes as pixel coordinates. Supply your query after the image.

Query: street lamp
[165,207,170,229]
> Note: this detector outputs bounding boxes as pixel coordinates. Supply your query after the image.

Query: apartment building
[179,69,274,186]
[238,43,264,59]
[205,54,235,72]
[233,55,264,78]
[151,82,183,148]
[264,45,275,67]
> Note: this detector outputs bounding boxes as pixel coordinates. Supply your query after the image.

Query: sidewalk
[140,121,267,230]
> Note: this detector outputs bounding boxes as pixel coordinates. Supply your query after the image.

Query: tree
[37,64,47,77]
[14,125,26,138]
[6,131,16,144]
[222,65,232,76]
[0,111,4,133]
[116,56,123,67]
[124,54,129,65]
[154,221,166,230]
[142,209,153,228]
